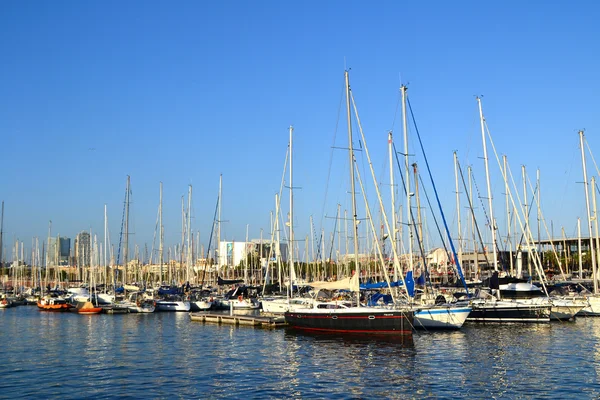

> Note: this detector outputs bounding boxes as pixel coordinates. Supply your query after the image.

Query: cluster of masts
[3,71,600,297]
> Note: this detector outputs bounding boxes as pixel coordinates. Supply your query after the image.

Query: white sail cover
[308,274,359,292]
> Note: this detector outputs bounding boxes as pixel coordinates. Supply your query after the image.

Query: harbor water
[2,306,600,399]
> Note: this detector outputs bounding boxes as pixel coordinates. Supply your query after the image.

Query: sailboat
[460,97,551,323]
[575,130,600,316]
[260,126,315,314]
[383,87,471,329]
[72,234,102,315]
[284,71,414,336]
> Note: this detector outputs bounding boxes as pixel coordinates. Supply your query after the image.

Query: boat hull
[37,301,73,311]
[414,305,472,329]
[155,301,190,312]
[467,300,551,323]
[189,300,213,312]
[76,307,103,315]
[284,308,413,335]
[577,295,600,316]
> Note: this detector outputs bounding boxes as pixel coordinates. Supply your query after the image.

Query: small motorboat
[37,296,73,311]
[0,296,12,309]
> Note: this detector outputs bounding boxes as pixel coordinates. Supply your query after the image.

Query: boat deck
[189,312,287,329]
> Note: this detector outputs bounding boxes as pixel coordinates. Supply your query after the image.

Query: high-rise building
[58,237,70,266]
[75,231,91,267]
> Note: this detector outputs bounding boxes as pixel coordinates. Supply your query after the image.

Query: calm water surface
[1,306,600,399]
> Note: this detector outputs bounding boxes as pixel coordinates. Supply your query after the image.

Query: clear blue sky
[2,1,600,263]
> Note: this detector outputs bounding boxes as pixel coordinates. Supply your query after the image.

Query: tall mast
[468,165,477,279]
[477,97,498,272]
[578,217,583,279]
[592,176,600,283]
[104,204,108,291]
[187,184,192,283]
[288,125,295,287]
[180,195,185,283]
[453,152,463,272]
[412,163,423,246]
[504,156,514,276]
[274,194,282,288]
[388,132,398,281]
[218,174,222,275]
[123,175,130,286]
[159,182,164,284]
[579,130,597,293]
[522,165,531,278]
[0,201,3,267]
[345,70,360,283]
[402,85,413,273]
[537,169,542,253]
[245,224,249,283]
[46,220,51,294]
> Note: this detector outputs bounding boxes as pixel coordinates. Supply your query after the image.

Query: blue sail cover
[358,271,415,298]
[416,271,426,285]
[405,271,415,297]
[359,280,404,290]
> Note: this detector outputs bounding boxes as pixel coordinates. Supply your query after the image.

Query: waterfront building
[58,237,70,266]
[75,231,91,268]
[218,241,288,268]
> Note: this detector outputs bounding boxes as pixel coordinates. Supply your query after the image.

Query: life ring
[238,295,243,302]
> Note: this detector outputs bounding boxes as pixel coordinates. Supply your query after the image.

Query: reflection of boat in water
[283,327,414,347]
[37,296,73,311]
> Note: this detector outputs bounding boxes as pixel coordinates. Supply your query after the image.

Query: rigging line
[349,90,408,295]
[150,201,160,265]
[392,144,433,294]
[116,182,128,282]
[327,206,340,266]
[353,153,402,301]
[470,167,496,251]
[585,138,600,178]
[559,144,579,217]
[390,88,402,132]
[200,194,220,287]
[525,173,567,279]
[417,172,453,270]
[415,171,451,290]
[456,158,492,270]
[319,77,346,235]
[406,97,469,295]
[484,121,549,291]
[514,184,537,257]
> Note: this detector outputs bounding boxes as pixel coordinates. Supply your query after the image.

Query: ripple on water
[2,308,600,398]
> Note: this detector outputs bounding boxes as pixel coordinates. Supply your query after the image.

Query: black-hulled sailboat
[284,70,413,336]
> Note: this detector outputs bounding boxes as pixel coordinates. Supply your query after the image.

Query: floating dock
[189,312,287,328]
